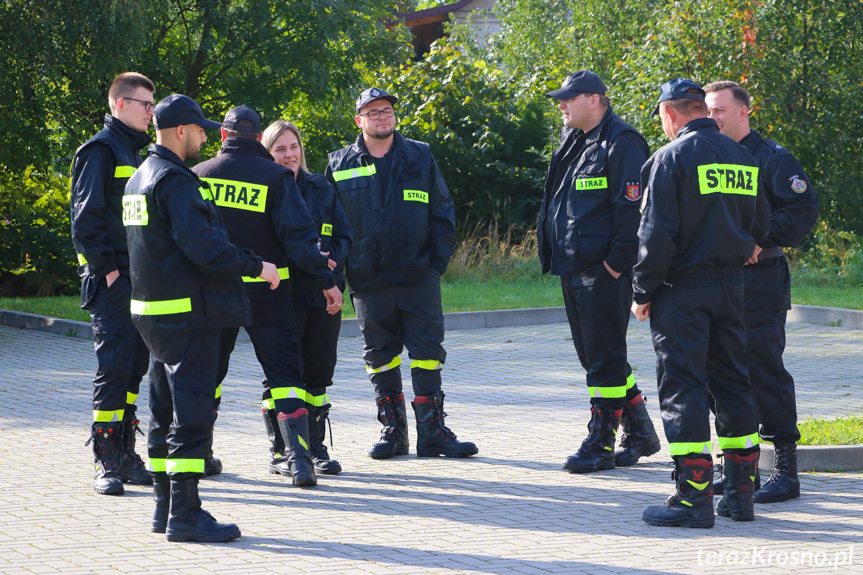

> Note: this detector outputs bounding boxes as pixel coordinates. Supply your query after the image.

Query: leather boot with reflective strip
[308,404,342,474]
[754,442,800,503]
[716,449,759,520]
[87,422,125,495]
[119,416,153,485]
[615,395,661,466]
[413,391,478,458]
[714,453,761,496]
[261,407,290,476]
[643,455,715,528]
[562,406,621,473]
[152,474,170,533]
[276,409,317,487]
[165,477,241,543]
[368,393,410,459]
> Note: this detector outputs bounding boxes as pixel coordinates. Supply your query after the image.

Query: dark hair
[663,89,708,116]
[223,120,260,139]
[597,94,611,108]
[703,81,751,108]
[108,72,155,107]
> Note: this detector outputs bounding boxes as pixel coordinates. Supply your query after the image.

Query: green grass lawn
[798,416,863,446]
[0,275,858,321]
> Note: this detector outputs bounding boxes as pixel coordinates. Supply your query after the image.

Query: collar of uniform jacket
[354,130,420,165]
[105,114,152,150]
[146,143,200,176]
[219,136,273,161]
[739,128,763,155]
[676,116,719,139]
[582,107,615,146]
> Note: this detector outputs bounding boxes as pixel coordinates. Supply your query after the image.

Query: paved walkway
[1,319,862,575]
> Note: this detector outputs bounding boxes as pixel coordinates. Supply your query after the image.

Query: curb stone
[759,443,863,473]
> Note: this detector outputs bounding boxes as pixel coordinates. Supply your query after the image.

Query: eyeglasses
[122,97,155,112]
[359,107,395,121]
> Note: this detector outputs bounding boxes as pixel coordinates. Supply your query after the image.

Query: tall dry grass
[446,223,545,282]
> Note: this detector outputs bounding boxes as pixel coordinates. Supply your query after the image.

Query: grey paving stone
[1,320,863,574]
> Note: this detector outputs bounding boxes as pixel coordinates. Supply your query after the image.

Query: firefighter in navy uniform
[538,70,659,474]
[192,106,344,487]
[262,120,353,475]
[704,81,819,504]
[70,72,155,495]
[326,88,477,459]
[124,94,281,542]
[633,79,770,528]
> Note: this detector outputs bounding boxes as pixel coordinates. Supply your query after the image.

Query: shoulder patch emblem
[791,178,808,193]
[625,182,641,201]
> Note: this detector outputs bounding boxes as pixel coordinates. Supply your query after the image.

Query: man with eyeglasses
[326,87,478,460]
[70,72,156,495]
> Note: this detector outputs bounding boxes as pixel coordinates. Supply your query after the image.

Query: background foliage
[0,0,860,296]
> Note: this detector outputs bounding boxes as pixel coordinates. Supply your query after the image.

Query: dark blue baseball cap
[153,94,222,130]
[546,70,607,100]
[223,105,261,133]
[650,78,705,117]
[355,88,398,114]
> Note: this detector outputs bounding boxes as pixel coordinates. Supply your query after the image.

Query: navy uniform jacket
[538,107,650,280]
[192,137,336,324]
[633,118,771,304]
[326,131,455,292]
[123,144,262,361]
[739,129,818,310]
[292,170,352,308]
[70,115,151,275]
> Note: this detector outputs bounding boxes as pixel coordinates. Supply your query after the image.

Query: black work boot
[368,393,410,459]
[119,416,153,485]
[276,409,317,487]
[413,391,478,458]
[204,409,222,476]
[261,407,290,476]
[754,442,800,503]
[87,422,125,495]
[716,449,759,520]
[165,477,241,543]
[152,474,170,533]
[643,455,715,528]
[562,405,621,473]
[615,394,661,466]
[308,403,342,475]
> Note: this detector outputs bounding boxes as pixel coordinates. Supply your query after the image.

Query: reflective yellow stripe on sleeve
[77,253,88,265]
[242,266,290,282]
[114,166,137,178]
[331,164,377,182]
[130,298,192,315]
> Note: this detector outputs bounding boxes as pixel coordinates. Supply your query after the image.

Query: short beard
[184,137,201,161]
[366,125,394,140]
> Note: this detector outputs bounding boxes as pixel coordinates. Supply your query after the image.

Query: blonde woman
[262,121,352,474]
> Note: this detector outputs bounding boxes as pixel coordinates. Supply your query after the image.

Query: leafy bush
[0,167,76,296]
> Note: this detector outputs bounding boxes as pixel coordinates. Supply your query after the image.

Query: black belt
[758,246,784,260]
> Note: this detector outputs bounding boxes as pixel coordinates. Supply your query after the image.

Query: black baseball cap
[223,105,261,133]
[153,94,222,130]
[650,78,706,117]
[545,70,607,100]
[355,88,398,114]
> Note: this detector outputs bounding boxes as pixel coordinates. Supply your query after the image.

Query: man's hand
[603,260,621,279]
[321,251,337,271]
[323,286,343,315]
[105,269,120,287]
[746,244,763,265]
[632,301,651,322]
[259,262,281,290]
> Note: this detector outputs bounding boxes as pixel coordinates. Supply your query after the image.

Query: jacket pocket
[346,236,379,285]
